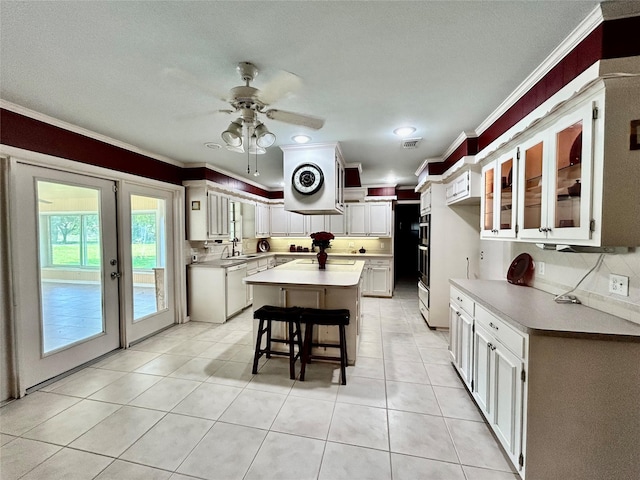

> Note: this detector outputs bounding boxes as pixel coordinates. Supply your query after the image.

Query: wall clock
[292,163,324,195]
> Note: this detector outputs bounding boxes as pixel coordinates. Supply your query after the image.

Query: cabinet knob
[456,311,461,317]
[491,344,497,351]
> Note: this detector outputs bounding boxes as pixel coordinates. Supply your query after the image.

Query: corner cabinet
[479,76,640,246]
[186,187,229,241]
[446,170,481,205]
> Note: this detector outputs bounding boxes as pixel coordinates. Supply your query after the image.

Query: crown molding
[476,3,604,136]
[0,100,185,168]
[414,157,443,177]
[184,162,276,192]
[441,131,477,161]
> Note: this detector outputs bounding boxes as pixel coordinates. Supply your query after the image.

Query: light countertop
[451,279,640,341]
[244,259,365,287]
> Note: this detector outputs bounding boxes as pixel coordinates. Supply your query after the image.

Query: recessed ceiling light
[393,127,416,137]
[292,134,311,144]
[204,142,222,149]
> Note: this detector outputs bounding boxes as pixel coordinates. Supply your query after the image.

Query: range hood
[281,142,345,215]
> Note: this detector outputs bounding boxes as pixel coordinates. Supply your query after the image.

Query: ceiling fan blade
[265,109,325,130]
[162,67,228,102]
[258,70,303,105]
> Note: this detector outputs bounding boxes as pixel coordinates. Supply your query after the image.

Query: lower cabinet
[362,259,392,297]
[450,286,527,475]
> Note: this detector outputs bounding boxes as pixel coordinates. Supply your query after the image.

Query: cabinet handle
[489,322,499,331]
[487,342,493,349]
[491,344,497,351]
[456,311,461,317]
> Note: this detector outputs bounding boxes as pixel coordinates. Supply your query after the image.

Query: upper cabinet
[445,170,481,205]
[281,143,345,215]
[186,187,230,241]
[481,150,518,239]
[517,104,593,242]
[480,77,640,247]
[420,186,432,216]
[346,201,392,237]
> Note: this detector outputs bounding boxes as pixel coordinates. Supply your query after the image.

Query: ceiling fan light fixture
[254,122,276,148]
[292,134,311,144]
[393,126,416,137]
[222,119,243,146]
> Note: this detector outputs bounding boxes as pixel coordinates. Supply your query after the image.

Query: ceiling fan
[168,62,325,152]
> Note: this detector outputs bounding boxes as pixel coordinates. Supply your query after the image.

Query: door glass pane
[499,159,514,230]
[555,121,582,228]
[483,167,494,231]
[37,181,104,354]
[523,142,544,230]
[131,194,167,320]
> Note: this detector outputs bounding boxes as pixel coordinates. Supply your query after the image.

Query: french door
[13,164,120,390]
[121,183,176,344]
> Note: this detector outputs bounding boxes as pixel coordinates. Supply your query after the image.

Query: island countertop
[244,259,365,287]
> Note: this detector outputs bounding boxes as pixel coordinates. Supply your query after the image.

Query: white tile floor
[0,282,518,480]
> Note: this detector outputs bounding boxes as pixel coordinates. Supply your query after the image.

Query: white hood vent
[402,137,422,149]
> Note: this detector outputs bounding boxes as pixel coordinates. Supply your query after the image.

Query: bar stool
[299,308,350,385]
[252,305,303,380]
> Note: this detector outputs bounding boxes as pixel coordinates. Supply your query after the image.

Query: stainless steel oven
[418,214,431,325]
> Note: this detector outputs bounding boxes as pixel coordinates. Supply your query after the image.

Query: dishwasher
[225,263,248,318]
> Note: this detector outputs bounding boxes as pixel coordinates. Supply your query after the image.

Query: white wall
[480,240,640,325]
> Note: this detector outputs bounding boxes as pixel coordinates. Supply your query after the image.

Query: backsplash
[184,236,393,264]
[480,240,640,324]
[267,237,392,255]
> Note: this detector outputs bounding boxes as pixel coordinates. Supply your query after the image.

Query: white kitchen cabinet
[255,202,270,237]
[361,258,392,297]
[518,102,594,242]
[327,214,346,236]
[186,187,230,241]
[420,186,431,215]
[288,210,307,236]
[481,151,518,239]
[188,263,247,323]
[480,77,640,246]
[269,204,288,236]
[346,201,392,237]
[449,287,474,389]
[446,170,480,205]
[472,305,526,471]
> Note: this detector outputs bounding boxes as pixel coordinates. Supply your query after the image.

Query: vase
[317,248,328,270]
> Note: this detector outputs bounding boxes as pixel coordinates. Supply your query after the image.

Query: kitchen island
[244,258,365,365]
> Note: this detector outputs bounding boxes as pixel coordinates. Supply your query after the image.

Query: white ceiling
[0,1,601,189]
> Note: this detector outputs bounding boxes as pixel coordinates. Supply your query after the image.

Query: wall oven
[418,214,430,325]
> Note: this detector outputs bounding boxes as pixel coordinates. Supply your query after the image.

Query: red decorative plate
[507,253,534,286]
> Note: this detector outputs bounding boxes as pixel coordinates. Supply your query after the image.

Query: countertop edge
[450,279,640,342]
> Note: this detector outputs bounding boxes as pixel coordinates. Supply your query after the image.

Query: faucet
[231,237,240,256]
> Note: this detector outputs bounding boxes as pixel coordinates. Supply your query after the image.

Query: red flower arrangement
[311,231,334,249]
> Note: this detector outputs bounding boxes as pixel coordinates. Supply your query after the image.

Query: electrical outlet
[609,274,629,296]
[380,242,385,249]
[538,261,545,275]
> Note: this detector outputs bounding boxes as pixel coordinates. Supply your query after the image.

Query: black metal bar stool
[299,308,350,385]
[252,305,303,380]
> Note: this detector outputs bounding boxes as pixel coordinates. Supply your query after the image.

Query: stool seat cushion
[299,308,350,325]
[254,305,302,321]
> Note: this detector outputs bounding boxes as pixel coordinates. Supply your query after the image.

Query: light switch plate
[609,274,629,296]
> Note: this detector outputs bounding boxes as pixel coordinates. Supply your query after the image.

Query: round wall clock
[292,163,324,195]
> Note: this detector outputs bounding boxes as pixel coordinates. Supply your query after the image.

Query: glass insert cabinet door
[522,139,544,232]
[481,151,517,239]
[554,121,583,229]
